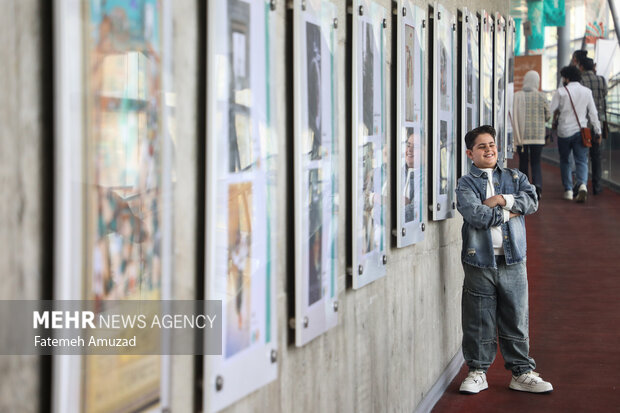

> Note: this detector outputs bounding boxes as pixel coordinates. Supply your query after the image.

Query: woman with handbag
[513,70,550,200]
[549,66,601,203]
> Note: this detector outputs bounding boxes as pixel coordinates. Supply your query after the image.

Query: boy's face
[466,133,497,169]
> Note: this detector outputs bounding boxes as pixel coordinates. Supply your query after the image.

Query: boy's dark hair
[464,125,496,150]
[572,49,587,65]
[581,57,595,71]
[560,65,582,82]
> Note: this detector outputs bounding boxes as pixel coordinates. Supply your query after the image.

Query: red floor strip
[432,161,620,413]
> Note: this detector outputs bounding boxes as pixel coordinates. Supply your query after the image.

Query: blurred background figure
[550,66,601,202]
[577,55,608,195]
[513,70,550,200]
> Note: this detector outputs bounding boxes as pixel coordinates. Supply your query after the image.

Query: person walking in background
[456,125,552,395]
[577,56,607,195]
[513,70,550,200]
[570,49,588,67]
[550,66,601,202]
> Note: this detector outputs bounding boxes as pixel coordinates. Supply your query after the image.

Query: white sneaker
[563,190,573,200]
[459,370,488,394]
[575,184,588,203]
[509,371,553,393]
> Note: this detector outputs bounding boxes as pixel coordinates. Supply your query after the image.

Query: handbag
[564,86,592,148]
[602,121,609,140]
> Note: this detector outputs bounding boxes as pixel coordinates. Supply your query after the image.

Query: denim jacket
[456,164,538,268]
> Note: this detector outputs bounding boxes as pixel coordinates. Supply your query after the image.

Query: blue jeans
[558,132,589,191]
[461,256,536,375]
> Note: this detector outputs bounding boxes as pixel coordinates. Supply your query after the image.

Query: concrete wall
[270,1,464,411]
[0,0,52,411]
[0,0,508,412]
[219,1,508,412]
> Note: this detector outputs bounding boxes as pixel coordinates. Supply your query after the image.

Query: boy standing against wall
[456,125,553,395]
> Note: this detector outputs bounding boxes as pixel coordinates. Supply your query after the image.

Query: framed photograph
[351,0,387,289]
[479,10,494,128]
[460,8,480,177]
[292,0,339,346]
[430,3,457,221]
[394,1,426,248]
[494,13,507,167]
[53,0,174,411]
[205,0,278,411]
[505,17,516,160]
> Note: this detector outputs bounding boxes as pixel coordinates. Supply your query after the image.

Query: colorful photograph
[87,0,163,303]
[226,182,253,358]
[84,0,164,410]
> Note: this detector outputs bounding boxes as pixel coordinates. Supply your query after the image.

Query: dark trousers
[517,145,544,191]
[590,138,602,194]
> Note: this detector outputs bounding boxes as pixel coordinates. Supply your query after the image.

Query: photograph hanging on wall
[480,10,494,127]
[460,8,480,176]
[297,2,339,346]
[506,18,516,160]
[495,13,507,167]
[81,0,168,410]
[225,182,253,358]
[352,0,387,289]
[205,0,278,411]
[293,0,339,347]
[54,0,174,411]
[431,3,457,221]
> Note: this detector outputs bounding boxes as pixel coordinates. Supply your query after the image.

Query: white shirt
[480,168,514,255]
[550,81,601,138]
